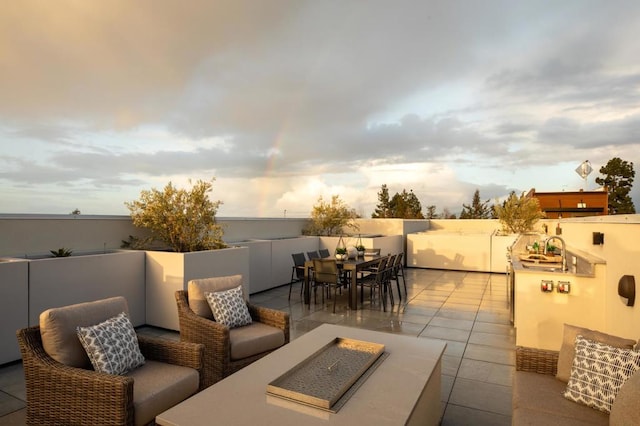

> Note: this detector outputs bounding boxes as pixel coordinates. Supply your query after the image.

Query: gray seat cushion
[513,371,608,426]
[229,322,285,360]
[127,360,199,426]
[610,368,640,426]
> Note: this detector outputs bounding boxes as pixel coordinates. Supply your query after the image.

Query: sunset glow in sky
[1,1,639,217]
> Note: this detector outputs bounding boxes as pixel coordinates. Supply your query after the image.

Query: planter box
[0,258,28,363]
[407,232,492,271]
[145,246,250,330]
[269,237,320,292]
[28,251,146,327]
[490,234,518,273]
[231,240,273,294]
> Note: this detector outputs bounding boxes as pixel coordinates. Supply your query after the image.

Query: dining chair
[288,252,307,300]
[392,252,407,297]
[312,258,342,313]
[307,250,320,260]
[319,248,331,258]
[357,255,394,311]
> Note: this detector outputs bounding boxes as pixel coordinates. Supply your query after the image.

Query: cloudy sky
[1,0,639,217]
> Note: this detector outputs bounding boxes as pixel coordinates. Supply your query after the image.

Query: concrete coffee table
[156,324,446,426]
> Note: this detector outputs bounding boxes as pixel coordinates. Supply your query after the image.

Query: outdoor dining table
[303,255,382,310]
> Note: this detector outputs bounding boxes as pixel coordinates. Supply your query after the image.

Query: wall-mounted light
[541,280,554,292]
[592,232,604,245]
[557,281,570,294]
[618,275,635,307]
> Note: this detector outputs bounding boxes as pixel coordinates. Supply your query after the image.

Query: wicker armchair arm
[247,303,290,343]
[17,326,135,425]
[516,346,559,376]
[137,335,204,370]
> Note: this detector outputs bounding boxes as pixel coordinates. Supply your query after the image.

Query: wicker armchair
[17,325,204,426]
[176,290,290,388]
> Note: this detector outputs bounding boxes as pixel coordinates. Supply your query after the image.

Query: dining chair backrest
[292,252,306,267]
[374,255,389,273]
[312,258,339,284]
[364,248,381,256]
[307,251,320,260]
[394,252,404,269]
[291,252,306,279]
[319,248,331,258]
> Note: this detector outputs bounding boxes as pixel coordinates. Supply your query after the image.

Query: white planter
[28,251,146,327]
[0,258,29,363]
[145,246,249,330]
[491,234,518,273]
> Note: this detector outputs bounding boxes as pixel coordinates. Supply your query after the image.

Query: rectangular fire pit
[266,337,385,411]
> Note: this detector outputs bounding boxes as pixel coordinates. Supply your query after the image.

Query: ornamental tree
[304,195,359,236]
[595,157,636,214]
[494,191,544,234]
[125,178,226,252]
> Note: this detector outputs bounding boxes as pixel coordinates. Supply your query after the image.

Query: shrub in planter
[494,191,544,235]
[125,179,226,252]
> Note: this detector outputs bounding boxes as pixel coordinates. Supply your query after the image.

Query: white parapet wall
[407,231,493,272]
[0,259,29,364]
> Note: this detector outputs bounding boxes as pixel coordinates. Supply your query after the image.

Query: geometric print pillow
[205,285,252,328]
[76,312,145,375]
[564,335,640,413]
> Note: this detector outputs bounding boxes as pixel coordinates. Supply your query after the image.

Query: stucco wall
[514,215,640,349]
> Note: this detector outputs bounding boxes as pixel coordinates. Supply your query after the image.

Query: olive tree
[304,195,359,236]
[494,191,544,234]
[125,178,226,252]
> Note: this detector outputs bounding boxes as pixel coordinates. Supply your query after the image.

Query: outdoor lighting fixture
[618,275,635,307]
[541,280,554,293]
[592,232,604,245]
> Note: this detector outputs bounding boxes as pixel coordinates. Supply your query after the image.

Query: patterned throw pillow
[205,285,252,328]
[76,312,145,375]
[564,335,640,413]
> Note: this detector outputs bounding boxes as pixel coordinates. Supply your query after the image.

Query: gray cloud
[1,0,639,215]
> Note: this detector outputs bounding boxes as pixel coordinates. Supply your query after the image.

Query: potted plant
[125,178,226,252]
[126,178,249,330]
[50,247,73,257]
[355,244,366,257]
[494,191,545,235]
[335,247,348,261]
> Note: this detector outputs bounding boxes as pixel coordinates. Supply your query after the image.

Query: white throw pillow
[564,335,640,413]
[76,312,145,375]
[205,285,252,328]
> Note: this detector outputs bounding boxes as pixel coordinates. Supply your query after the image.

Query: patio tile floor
[0,268,514,425]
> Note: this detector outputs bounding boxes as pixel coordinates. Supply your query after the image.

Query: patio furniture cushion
[563,336,640,413]
[205,286,252,328]
[188,275,244,320]
[126,360,200,426]
[513,371,608,425]
[39,296,130,369]
[76,312,145,375]
[610,368,640,425]
[229,322,286,360]
[556,323,635,382]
